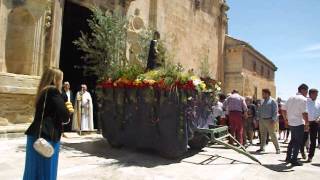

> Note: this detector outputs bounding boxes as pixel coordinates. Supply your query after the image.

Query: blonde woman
[23,67,70,180]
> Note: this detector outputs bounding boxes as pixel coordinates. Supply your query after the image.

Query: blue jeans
[286,125,304,162]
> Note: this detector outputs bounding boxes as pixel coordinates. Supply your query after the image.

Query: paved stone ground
[1,134,320,180]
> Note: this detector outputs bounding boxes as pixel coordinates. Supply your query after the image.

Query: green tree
[73,7,128,81]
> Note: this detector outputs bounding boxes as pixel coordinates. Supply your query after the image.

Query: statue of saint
[146,31,161,70]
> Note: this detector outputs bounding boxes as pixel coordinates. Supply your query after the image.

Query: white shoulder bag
[33,90,54,158]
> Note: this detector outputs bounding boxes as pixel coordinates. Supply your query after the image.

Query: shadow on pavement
[312,163,320,167]
[61,138,180,168]
[182,151,253,165]
[263,162,294,172]
[248,151,268,155]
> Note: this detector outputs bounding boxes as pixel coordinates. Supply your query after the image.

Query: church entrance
[59,1,99,129]
[59,1,94,93]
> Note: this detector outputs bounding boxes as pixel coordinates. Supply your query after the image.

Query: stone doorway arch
[59,1,94,94]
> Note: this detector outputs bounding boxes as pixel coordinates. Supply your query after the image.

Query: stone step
[0,123,30,139]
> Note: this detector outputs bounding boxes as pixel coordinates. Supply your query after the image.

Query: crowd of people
[213,84,320,166]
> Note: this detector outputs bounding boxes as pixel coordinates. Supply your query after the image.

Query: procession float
[74,7,260,163]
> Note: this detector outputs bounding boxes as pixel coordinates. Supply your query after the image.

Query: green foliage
[160,62,184,86]
[137,28,153,67]
[73,7,128,81]
[112,64,144,81]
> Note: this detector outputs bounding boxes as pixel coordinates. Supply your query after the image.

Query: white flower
[192,79,201,86]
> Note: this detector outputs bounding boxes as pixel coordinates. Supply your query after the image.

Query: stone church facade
[224,35,277,99]
[0,0,228,125]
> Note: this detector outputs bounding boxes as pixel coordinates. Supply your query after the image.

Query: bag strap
[38,89,48,138]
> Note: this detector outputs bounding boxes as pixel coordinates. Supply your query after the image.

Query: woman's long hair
[35,67,63,105]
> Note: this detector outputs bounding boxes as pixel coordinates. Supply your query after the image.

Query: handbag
[33,90,55,158]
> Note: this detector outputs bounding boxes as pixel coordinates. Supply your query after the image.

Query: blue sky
[227,0,320,99]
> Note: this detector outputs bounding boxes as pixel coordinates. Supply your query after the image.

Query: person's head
[277,97,282,103]
[245,96,252,105]
[298,83,309,97]
[218,93,226,102]
[81,84,87,93]
[63,81,70,91]
[231,89,239,94]
[35,67,63,104]
[153,31,160,40]
[309,88,318,101]
[262,89,271,99]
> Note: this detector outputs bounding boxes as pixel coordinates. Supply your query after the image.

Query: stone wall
[126,0,227,79]
[0,93,35,125]
[242,69,276,99]
[0,72,39,125]
[224,36,277,99]
[243,50,275,81]
[224,73,243,95]
[0,0,48,125]
[224,46,243,74]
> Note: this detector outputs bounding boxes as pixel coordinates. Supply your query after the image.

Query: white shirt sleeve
[302,98,308,113]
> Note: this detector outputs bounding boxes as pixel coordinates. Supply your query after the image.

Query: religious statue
[146,31,161,70]
[72,84,94,133]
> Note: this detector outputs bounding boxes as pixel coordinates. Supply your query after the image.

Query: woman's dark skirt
[23,135,60,180]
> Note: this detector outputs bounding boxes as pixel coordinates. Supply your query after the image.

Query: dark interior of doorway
[59,1,99,130]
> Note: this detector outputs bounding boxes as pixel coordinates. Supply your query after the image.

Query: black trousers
[308,121,319,159]
[300,131,309,155]
[318,124,320,145]
[287,125,304,162]
[300,122,319,158]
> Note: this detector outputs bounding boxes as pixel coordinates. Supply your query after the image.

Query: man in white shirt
[283,84,309,166]
[305,88,320,162]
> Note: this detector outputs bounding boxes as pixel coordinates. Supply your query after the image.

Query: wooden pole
[213,134,261,165]
[77,93,82,135]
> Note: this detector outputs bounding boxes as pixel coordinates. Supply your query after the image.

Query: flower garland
[98,70,216,92]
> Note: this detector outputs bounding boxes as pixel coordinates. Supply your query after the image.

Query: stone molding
[0,72,39,94]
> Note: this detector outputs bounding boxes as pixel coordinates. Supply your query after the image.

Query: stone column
[148,0,157,29]
[44,0,65,69]
[217,1,228,87]
[0,0,7,72]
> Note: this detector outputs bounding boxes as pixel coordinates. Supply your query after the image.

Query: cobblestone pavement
[1,134,320,180]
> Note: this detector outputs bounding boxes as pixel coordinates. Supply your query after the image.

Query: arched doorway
[59,1,98,129]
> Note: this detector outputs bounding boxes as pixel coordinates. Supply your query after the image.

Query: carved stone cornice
[219,1,229,25]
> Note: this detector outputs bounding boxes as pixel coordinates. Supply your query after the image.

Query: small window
[261,65,264,76]
[253,61,256,72]
[267,70,270,79]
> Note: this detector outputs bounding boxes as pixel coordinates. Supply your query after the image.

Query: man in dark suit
[62,81,74,132]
